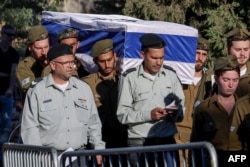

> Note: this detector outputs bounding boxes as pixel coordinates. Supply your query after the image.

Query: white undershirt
[193,77,201,85]
[240,68,247,76]
[56,81,69,92]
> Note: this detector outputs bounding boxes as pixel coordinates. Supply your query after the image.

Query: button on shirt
[117,64,185,139]
[21,74,104,151]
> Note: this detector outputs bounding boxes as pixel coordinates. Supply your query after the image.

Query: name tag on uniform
[21,77,30,88]
[230,126,235,132]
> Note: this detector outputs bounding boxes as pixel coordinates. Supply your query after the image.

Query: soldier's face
[141,47,165,75]
[195,49,208,72]
[215,70,239,96]
[29,38,50,66]
[50,54,75,82]
[59,38,79,55]
[95,51,116,76]
[229,40,250,67]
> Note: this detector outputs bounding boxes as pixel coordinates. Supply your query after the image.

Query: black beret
[47,44,73,62]
[140,33,166,50]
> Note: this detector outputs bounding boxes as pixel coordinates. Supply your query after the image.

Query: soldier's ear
[50,61,56,71]
[140,51,145,59]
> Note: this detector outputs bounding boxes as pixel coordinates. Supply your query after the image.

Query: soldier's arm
[16,62,35,94]
[86,85,105,150]
[21,88,42,146]
[116,75,152,124]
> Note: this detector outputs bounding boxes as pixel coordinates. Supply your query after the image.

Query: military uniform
[191,55,249,167]
[82,72,127,148]
[226,28,250,98]
[16,56,44,98]
[82,39,127,149]
[21,44,105,152]
[175,37,211,143]
[236,61,250,97]
[16,25,49,101]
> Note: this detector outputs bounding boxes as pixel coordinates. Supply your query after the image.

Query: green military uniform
[175,37,211,143]
[16,25,48,101]
[191,55,249,167]
[236,61,250,97]
[226,28,250,98]
[82,39,127,149]
[16,56,44,99]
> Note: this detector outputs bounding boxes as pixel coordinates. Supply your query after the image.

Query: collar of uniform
[245,61,250,76]
[45,73,78,89]
[97,70,117,81]
[138,63,165,78]
[208,93,239,106]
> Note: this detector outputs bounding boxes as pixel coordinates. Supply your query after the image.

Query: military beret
[57,28,79,42]
[47,44,73,62]
[225,28,250,39]
[91,39,113,58]
[27,25,48,44]
[140,33,166,50]
[197,37,210,51]
[214,54,239,71]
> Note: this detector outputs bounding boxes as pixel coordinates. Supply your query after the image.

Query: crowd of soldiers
[0,23,250,167]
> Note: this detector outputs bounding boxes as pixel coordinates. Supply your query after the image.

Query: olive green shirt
[191,94,246,151]
[16,56,44,99]
[236,61,250,97]
[117,64,185,139]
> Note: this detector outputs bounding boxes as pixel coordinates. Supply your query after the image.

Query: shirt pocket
[74,100,89,123]
[40,103,58,125]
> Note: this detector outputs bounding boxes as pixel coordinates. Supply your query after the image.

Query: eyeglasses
[53,60,77,66]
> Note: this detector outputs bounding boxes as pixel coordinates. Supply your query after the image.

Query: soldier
[21,44,104,166]
[226,28,250,97]
[16,25,49,101]
[174,37,211,166]
[82,39,127,149]
[191,55,249,167]
[42,27,89,78]
[117,33,184,167]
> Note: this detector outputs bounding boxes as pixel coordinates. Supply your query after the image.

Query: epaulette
[30,77,43,88]
[122,68,137,77]
[163,65,176,73]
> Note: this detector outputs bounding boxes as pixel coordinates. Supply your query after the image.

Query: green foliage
[2,0,250,66]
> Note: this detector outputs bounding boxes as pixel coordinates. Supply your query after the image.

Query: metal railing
[2,142,58,167]
[60,141,218,167]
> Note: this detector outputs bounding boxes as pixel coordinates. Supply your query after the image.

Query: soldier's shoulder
[30,77,43,88]
[122,68,137,77]
[18,56,36,67]
[236,94,250,104]
[163,65,176,73]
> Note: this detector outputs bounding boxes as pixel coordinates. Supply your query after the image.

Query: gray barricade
[2,142,58,167]
[60,141,218,167]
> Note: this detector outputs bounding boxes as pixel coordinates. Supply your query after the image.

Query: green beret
[214,55,239,71]
[140,33,166,50]
[225,28,250,40]
[57,28,79,42]
[197,37,210,51]
[27,25,48,44]
[91,39,113,58]
[47,44,73,62]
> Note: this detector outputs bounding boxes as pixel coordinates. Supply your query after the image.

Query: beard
[195,63,204,72]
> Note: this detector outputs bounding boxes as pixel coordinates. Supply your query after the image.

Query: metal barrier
[2,142,58,167]
[60,141,218,167]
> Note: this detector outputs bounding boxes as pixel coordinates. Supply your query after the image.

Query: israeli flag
[42,11,198,84]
